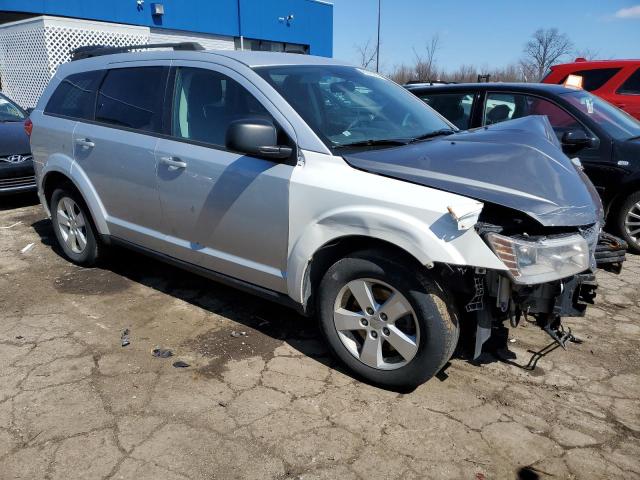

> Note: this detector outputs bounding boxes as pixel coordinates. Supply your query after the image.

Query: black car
[405,82,640,252]
[0,92,34,194]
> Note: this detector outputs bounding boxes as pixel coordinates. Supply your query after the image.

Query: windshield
[561,90,640,140]
[0,95,26,122]
[255,65,452,148]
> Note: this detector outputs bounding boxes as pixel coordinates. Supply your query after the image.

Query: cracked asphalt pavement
[1,195,639,480]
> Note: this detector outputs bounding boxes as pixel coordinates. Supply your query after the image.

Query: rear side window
[420,93,474,129]
[618,68,640,95]
[45,70,102,120]
[96,67,167,133]
[559,68,621,92]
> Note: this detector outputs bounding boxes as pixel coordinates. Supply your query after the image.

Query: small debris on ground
[230,330,247,338]
[152,347,173,358]
[15,335,23,340]
[172,360,190,368]
[20,243,34,254]
[509,338,517,343]
[121,328,130,347]
[0,221,22,229]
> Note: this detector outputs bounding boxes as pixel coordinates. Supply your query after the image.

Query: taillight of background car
[24,118,33,137]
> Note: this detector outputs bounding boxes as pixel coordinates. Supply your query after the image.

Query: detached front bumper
[595,232,627,274]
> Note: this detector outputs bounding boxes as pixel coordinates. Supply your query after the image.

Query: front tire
[616,191,640,253]
[50,187,101,266]
[318,250,459,390]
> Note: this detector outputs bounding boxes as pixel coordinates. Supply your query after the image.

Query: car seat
[486,104,512,124]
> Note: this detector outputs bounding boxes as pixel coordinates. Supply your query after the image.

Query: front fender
[286,205,505,304]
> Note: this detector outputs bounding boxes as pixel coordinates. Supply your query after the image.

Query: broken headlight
[486,233,589,284]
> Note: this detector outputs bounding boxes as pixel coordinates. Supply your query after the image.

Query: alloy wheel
[333,278,420,370]
[624,202,640,244]
[56,196,88,254]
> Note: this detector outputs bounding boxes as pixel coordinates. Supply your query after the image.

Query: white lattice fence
[44,24,148,76]
[0,23,50,107]
[0,17,149,108]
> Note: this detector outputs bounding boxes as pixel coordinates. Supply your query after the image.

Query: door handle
[159,156,187,170]
[75,138,95,149]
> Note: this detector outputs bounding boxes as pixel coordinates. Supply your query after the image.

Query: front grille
[0,175,36,190]
[0,154,33,164]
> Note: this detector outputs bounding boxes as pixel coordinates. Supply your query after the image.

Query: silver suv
[30,44,602,388]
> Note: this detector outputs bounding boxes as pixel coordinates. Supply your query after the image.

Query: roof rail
[70,42,204,61]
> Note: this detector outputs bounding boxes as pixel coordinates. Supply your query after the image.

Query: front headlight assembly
[486,232,589,284]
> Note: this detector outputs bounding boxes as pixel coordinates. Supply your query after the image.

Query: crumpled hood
[343,116,602,227]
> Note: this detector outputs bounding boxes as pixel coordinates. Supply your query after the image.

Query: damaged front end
[342,115,622,358]
[440,204,600,359]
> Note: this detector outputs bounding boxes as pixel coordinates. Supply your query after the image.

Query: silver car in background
[29,44,601,388]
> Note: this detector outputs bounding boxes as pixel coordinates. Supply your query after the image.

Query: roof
[201,50,349,68]
[69,48,351,68]
[551,59,640,69]
[404,82,577,95]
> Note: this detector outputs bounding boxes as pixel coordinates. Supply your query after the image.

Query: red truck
[543,58,640,120]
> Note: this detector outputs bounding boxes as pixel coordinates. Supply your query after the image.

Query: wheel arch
[297,235,428,316]
[606,179,640,221]
[41,164,110,235]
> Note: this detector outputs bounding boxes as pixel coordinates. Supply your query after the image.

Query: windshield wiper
[332,138,410,149]
[409,128,456,143]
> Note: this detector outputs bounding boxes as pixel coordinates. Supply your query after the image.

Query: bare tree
[491,63,523,82]
[413,34,441,81]
[574,48,600,60]
[388,64,415,85]
[354,39,378,70]
[443,64,478,83]
[521,28,573,81]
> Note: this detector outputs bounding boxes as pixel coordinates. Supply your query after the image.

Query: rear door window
[558,68,621,92]
[484,92,583,134]
[96,67,167,133]
[420,93,474,129]
[45,70,103,120]
[484,93,517,124]
[523,95,584,138]
[617,68,640,95]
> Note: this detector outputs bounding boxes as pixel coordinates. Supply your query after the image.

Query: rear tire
[50,187,102,266]
[317,250,459,390]
[615,191,640,253]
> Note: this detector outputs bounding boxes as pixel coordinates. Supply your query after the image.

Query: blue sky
[332,0,640,72]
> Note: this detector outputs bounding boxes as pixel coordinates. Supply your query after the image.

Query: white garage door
[149,28,235,51]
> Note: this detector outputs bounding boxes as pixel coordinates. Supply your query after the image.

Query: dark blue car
[0,92,34,194]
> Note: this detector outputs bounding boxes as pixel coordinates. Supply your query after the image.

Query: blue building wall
[0,0,333,56]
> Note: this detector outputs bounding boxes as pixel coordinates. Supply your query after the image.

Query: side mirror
[226,118,293,160]
[562,129,592,150]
